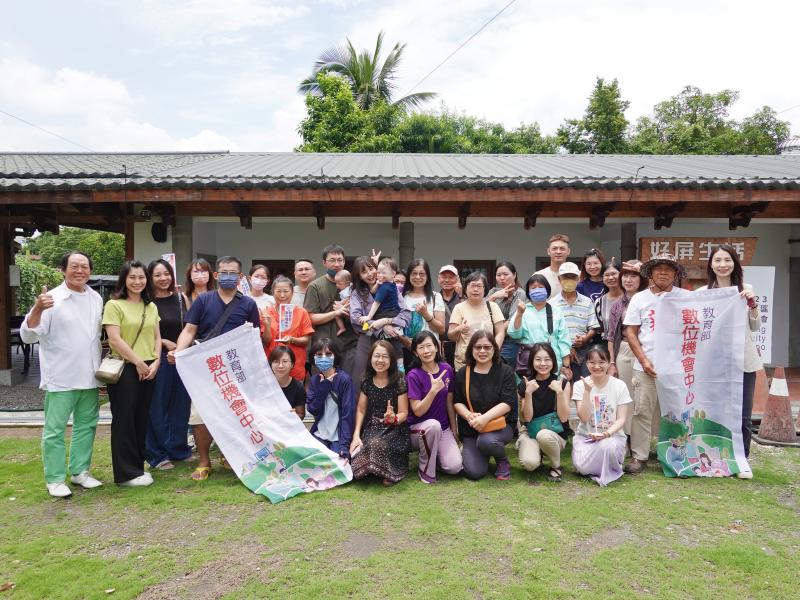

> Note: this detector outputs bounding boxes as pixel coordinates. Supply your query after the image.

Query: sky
[0,0,797,153]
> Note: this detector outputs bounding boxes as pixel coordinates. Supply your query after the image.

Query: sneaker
[70,471,102,489]
[119,473,153,487]
[154,460,174,471]
[46,482,72,498]
[624,458,647,474]
[495,458,511,480]
[736,470,753,479]
[418,470,437,484]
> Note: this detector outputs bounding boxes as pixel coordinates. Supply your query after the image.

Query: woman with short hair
[102,260,161,486]
[350,340,411,485]
[453,331,516,480]
[400,259,446,354]
[306,338,356,460]
[406,331,462,483]
[577,248,607,302]
[269,346,306,420]
[262,275,314,381]
[447,272,505,372]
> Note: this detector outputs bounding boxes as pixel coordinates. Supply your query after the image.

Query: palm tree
[298,31,436,110]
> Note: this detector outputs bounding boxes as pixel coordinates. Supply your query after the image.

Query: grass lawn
[0,430,798,600]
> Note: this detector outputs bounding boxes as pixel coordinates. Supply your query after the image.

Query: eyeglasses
[473,345,494,352]
[325,257,345,264]
[218,271,239,276]
[587,361,609,368]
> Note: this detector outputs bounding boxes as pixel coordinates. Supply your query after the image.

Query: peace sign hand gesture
[429,370,447,395]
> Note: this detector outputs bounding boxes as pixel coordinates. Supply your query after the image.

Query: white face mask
[250,277,268,291]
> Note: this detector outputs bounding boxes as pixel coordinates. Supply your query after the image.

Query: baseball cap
[557,262,581,277]
[439,265,459,276]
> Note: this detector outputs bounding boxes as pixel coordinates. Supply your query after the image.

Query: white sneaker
[737,470,753,479]
[46,482,72,498]
[119,473,153,487]
[70,471,103,489]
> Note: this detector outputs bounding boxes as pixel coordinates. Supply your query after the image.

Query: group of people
[21,233,759,497]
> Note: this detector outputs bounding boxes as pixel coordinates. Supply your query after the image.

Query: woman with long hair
[696,244,760,475]
[577,248,607,301]
[350,340,411,485]
[102,260,161,486]
[487,261,528,366]
[182,258,215,308]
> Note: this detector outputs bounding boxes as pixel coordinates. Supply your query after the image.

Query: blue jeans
[146,349,192,466]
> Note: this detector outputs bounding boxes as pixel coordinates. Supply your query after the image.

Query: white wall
[133,221,172,266]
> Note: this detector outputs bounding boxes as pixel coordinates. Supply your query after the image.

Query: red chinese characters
[206,350,264,446]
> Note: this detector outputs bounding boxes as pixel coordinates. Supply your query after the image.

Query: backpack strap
[545,302,553,336]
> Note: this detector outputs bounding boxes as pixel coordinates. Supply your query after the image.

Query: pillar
[399,221,414,270]
[172,216,194,276]
[0,224,21,385]
[621,223,637,261]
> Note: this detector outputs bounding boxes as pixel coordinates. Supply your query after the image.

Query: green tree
[15,255,63,315]
[629,86,790,154]
[298,31,435,110]
[297,73,402,152]
[557,78,630,153]
[23,227,125,275]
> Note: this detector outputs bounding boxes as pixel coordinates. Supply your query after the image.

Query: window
[454,260,496,289]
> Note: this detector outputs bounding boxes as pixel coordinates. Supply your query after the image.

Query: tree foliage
[557,78,630,154]
[15,256,63,315]
[23,227,125,275]
[628,86,791,154]
[298,31,435,110]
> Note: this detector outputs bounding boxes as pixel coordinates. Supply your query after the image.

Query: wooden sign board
[638,237,758,281]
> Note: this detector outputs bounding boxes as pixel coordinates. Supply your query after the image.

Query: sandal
[190,466,211,481]
[220,457,233,471]
[546,467,563,483]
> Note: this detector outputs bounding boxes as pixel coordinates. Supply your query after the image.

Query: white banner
[175,324,352,502]
[742,266,774,365]
[654,287,750,477]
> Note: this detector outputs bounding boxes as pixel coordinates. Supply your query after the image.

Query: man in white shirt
[534,233,570,299]
[20,251,104,497]
[290,259,316,307]
[623,252,690,474]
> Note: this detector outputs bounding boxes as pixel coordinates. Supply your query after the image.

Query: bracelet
[425,316,433,323]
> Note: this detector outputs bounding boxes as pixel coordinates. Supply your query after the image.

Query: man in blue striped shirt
[551,262,599,380]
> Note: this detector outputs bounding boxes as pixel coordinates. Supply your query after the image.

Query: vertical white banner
[176,325,352,502]
[161,253,176,275]
[654,287,750,477]
[742,266,774,365]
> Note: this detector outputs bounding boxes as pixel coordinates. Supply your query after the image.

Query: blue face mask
[326,268,338,278]
[314,355,335,372]
[218,273,239,289]
[529,288,548,303]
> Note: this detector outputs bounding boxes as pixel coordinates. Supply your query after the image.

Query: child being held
[358,258,401,338]
[334,269,352,336]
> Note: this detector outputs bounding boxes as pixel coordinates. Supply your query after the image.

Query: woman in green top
[102,260,161,487]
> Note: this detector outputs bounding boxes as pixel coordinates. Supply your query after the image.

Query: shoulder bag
[514,303,553,375]
[464,366,506,433]
[96,302,147,385]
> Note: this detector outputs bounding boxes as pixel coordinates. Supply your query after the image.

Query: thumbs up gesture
[34,285,55,312]
[522,376,539,396]
[383,399,396,425]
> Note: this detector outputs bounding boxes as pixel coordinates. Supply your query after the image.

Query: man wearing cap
[550,261,599,381]
[438,265,462,367]
[534,233,571,299]
[623,252,690,474]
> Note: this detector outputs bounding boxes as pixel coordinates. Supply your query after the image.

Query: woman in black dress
[350,340,411,485]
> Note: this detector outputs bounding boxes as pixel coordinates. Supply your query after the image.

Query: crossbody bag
[95,302,147,384]
[464,366,506,434]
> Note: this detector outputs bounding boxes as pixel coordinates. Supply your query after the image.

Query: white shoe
[46,482,72,498]
[736,470,753,479]
[119,473,153,487]
[70,471,103,489]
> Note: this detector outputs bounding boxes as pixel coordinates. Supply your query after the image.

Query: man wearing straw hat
[622,252,690,474]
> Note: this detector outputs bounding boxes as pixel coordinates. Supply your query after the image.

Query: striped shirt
[551,292,598,342]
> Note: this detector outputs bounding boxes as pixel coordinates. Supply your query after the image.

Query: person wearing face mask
[168,256,261,481]
[306,338,356,461]
[623,252,690,475]
[182,258,215,308]
[507,274,573,378]
[551,262,600,380]
[247,264,275,311]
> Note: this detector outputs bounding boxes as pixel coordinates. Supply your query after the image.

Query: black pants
[742,371,755,458]
[108,362,155,483]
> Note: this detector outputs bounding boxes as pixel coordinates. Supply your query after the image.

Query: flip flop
[546,467,563,483]
[190,466,211,481]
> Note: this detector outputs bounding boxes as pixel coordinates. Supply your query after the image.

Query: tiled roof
[2,152,800,191]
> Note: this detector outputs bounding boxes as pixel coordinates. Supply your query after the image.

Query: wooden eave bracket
[312,202,325,230]
[524,203,543,230]
[589,202,616,229]
[233,202,252,230]
[729,201,768,230]
[654,202,687,230]
[458,202,470,230]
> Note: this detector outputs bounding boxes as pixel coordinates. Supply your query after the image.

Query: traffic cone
[757,367,796,444]
[751,368,769,419]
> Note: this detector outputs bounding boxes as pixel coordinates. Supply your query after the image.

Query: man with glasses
[169,256,260,481]
[21,251,104,498]
[304,244,356,376]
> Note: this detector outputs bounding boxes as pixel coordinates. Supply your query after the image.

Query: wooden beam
[124,218,134,261]
[0,225,12,370]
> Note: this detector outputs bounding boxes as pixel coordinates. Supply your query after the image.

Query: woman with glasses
[517,343,570,482]
[269,346,306,420]
[447,272,505,372]
[593,258,623,346]
[182,258,215,308]
[306,338,356,460]
[453,331,516,480]
[571,345,631,486]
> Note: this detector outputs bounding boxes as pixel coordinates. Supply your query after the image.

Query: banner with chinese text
[742,266,774,365]
[176,324,352,502]
[653,287,750,477]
